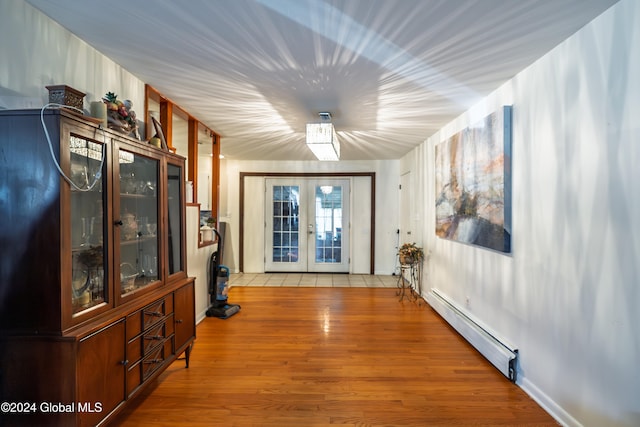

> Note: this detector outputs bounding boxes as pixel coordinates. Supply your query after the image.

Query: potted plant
[398,242,424,264]
[206,216,217,228]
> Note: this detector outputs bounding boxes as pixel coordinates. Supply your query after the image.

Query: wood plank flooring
[113,287,557,426]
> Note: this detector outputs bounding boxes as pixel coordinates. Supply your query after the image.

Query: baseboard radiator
[426,288,518,382]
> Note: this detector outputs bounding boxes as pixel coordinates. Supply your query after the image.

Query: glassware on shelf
[89,269,104,302]
[120,262,138,293]
[146,222,157,236]
[81,217,102,246]
[120,171,137,194]
[72,265,90,303]
[136,216,148,237]
[72,246,105,312]
[141,254,158,280]
[121,212,137,241]
[69,133,106,313]
[117,150,160,295]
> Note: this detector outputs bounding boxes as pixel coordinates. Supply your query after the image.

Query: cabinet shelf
[120,192,156,199]
[120,235,158,245]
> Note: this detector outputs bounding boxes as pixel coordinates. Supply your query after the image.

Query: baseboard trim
[520,377,581,427]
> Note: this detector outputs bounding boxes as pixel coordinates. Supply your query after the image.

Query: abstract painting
[435,106,512,253]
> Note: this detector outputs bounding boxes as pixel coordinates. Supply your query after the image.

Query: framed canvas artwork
[435,106,512,253]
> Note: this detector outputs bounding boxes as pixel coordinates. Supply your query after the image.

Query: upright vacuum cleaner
[206,226,241,319]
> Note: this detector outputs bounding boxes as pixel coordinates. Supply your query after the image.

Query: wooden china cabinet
[0,109,196,426]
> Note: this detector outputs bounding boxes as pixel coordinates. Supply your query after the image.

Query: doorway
[265,178,350,273]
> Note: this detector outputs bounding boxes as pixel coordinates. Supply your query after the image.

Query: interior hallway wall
[402,1,639,425]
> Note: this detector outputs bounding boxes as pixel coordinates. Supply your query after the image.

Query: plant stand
[396,260,422,304]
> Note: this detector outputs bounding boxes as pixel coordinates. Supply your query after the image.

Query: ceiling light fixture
[320,185,333,195]
[306,112,340,161]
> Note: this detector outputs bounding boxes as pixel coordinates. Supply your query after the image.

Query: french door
[265,178,350,273]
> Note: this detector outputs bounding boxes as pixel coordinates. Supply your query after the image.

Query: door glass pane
[70,135,106,313]
[167,164,183,274]
[272,185,299,262]
[315,185,342,263]
[119,150,159,296]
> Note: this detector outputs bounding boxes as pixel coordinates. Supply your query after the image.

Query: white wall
[220,159,400,275]
[404,1,640,426]
[0,1,215,324]
[185,206,217,323]
[0,1,145,119]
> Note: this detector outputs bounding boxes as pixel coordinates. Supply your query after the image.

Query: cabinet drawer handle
[144,359,162,364]
[144,311,163,317]
[114,220,123,226]
[144,335,164,340]
[121,359,129,366]
[176,319,183,324]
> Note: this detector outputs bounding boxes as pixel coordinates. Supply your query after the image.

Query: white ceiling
[27,0,618,161]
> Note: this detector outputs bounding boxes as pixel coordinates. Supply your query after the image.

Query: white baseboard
[519,377,581,427]
[196,310,208,325]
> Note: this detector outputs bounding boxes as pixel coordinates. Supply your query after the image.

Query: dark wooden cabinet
[174,281,196,365]
[77,320,126,427]
[0,109,196,426]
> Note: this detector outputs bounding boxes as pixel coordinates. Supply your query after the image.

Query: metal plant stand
[396,260,422,304]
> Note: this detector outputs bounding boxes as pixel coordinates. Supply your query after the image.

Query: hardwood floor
[114,286,557,426]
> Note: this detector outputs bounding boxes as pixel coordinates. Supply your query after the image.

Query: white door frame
[264,178,350,273]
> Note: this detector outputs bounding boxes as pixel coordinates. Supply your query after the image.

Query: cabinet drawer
[143,298,171,330]
[126,360,142,397]
[127,336,142,364]
[143,317,174,354]
[142,338,172,380]
[126,311,143,342]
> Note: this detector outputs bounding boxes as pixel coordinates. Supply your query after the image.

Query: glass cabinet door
[70,134,107,314]
[167,163,184,276]
[117,149,159,297]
